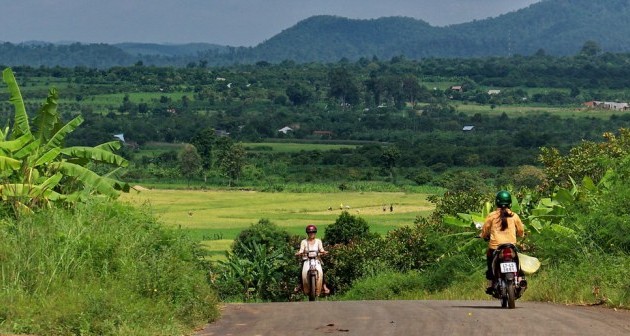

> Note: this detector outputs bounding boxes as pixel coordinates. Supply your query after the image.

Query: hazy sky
[2,0,541,46]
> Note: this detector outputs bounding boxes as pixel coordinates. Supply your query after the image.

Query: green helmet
[495,190,512,208]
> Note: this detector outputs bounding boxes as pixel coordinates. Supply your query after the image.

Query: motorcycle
[299,250,325,301]
[489,243,528,309]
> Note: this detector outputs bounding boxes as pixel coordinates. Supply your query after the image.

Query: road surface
[196,300,630,336]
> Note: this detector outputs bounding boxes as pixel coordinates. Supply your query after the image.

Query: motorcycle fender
[505,273,515,281]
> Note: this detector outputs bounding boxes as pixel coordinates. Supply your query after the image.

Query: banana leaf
[95,141,122,153]
[50,161,120,198]
[554,188,574,206]
[0,183,61,200]
[33,148,61,167]
[528,218,544,233]
[13,139,41,160]
[32,173,63,198]
[61,146,128,167]
[33,88,60,141]
[2,68,31,139]
[0,155,21,171]
[443,214,472,228]
[43,115,84,151]
[0,133,33,152]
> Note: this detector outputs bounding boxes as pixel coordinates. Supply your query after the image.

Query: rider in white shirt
[295,225,330,295]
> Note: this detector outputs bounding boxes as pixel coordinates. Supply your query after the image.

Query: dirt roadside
[196,300,630,336]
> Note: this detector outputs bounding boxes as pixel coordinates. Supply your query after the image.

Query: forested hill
[1,0,630,67]
[251,0,630,62]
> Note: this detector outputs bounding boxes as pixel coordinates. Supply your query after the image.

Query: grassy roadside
[340,253,630,309]
[0,201,219,336]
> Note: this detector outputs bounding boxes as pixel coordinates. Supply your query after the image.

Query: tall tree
[179,144,202,187]
[217,142,246,187]
[328,68,360,106]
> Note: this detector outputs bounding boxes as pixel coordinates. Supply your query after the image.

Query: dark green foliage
[577,182,630,253]
[232,218,292,258]
[383,225,437,272]
[323,211,371,245]
[324,236,388,294]
[215,219,298,301]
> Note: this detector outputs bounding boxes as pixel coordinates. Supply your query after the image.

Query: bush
[383,224,438,272]
[324,211,371,245]
[232,218,292,258]
[213,219,299,302]
[324,235,389,294]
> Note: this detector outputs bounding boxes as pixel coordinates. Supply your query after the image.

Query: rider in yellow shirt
[480,190,525,294]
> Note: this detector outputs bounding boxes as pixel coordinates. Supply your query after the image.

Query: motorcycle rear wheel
[507,282,516,309]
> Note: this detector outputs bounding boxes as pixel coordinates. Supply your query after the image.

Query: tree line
[4,52,630,186]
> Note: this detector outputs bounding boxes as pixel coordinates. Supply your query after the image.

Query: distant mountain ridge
[250,0,630,62]
[114,43,228,57]
[1,0,630,67]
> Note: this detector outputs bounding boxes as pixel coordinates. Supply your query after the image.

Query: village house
[278,126,293,134]
[488,90,501,95]
[583,101,630,111]
[450,85,463,92]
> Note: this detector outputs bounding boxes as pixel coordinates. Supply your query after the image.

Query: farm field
[453,102,626,119]
[119,189,435,259]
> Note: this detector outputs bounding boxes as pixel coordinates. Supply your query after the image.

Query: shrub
[214,219,298,302]
[383,224,437,272]
[323,211,371,245]
[232,218,293,258]
[324,235,389,294]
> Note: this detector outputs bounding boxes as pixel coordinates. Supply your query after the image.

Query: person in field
[480,190,525,294]
[295,225,330,295]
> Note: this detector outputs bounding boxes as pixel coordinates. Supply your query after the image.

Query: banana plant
[0,68,129,216]
[441,184,586,251]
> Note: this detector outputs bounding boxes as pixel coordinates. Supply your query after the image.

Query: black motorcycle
[489,243,527,309]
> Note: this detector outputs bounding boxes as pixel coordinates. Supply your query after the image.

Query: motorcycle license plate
[500,262,517,273]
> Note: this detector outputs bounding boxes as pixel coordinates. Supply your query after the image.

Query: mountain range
[1,0,629,67]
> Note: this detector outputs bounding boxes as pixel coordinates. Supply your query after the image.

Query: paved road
[196,300,630,336]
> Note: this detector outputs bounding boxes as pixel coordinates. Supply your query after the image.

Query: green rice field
[119,189,435,259]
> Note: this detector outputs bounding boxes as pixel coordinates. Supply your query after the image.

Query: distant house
[278,126,293,134]
[215,77,226,81]
[488,90,501,95]
[450,85,463,92]
[462,126,475,131]
[113,133,125,142]
[584,101,630,110]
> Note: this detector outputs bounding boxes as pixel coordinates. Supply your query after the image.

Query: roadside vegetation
[210,129,630,310]
[0,201,219,335]
[0,71,219,335]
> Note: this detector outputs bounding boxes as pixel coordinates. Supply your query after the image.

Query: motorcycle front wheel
[308,273,317,301]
